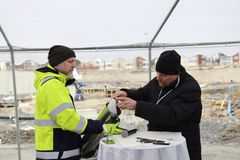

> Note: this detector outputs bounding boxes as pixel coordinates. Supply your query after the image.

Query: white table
[97,131,190,160]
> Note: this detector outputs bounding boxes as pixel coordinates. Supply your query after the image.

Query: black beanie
[48,45,76,67]
[155,50,181,75]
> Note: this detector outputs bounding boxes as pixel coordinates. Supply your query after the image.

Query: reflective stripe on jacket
[36,148,80,159]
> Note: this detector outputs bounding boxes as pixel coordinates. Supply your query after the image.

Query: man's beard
[158,81,165,88]
[67,71,74,79]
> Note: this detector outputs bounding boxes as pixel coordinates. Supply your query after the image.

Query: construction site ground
[1,68,240,160]
[1,93,240,160]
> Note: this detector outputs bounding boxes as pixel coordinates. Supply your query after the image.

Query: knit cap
[48,45,76,67]
[155,50,181,75]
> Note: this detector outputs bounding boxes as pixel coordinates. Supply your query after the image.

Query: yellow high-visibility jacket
[34,65,103,160]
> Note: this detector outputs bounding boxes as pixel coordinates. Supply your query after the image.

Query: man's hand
[115,97,137,110]
[112,90,127,99]
[103,122,122,135]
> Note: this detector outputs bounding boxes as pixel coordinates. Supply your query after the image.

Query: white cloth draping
[97,131,190,160]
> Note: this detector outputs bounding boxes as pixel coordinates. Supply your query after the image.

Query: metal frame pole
[148,0,180,80]
[0,25,21,160]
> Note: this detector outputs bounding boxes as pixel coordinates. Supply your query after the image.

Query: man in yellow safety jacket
[34,45,121,160]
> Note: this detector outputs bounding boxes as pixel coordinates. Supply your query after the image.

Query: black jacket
[122,66,202,160]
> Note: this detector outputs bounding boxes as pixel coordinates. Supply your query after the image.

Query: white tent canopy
[0,0,240,48]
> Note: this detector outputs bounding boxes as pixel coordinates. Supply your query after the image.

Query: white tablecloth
[97,131,190,160]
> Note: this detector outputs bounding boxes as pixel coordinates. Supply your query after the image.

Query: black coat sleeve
[135,82,202,125]
[121,78,159,102]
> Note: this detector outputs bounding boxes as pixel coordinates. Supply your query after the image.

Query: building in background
[218,53,232,67]
[232,52,240,67]
[88,58,106,70]
[111,58,127,70]
[1,51,240,72]
[0,61,11,71]
[16,60,41,71]
[133,56,148,71]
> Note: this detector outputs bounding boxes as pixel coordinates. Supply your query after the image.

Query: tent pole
[0,25,21,160]
[148,0,180,81]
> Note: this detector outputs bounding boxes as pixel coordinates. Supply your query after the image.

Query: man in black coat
[113,50,202,160]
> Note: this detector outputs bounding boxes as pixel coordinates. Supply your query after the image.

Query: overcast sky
[1,0,240,64]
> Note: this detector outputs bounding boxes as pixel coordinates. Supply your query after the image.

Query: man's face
[156,72,178,88]
[55,57,76,77]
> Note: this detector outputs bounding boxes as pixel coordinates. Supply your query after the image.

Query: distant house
[187,54,210,69]
[232,52,240,67]
[104,62,112,70]
[197,54,209,67]
[88,58,105,70]
[16,60,41,71]
[79,62,98,70]
[126,62,133,70]
[0,61,11,71]
[218,53,232,67]
[111,58,127,70]
[76,59,97,70]
[187,55,199,68]
[133,56,148,71]
[211,53,233,68]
